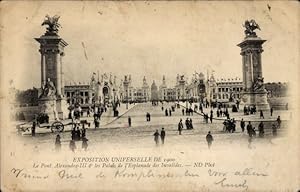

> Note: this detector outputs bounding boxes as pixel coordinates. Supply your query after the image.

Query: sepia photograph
[0,1,299,191]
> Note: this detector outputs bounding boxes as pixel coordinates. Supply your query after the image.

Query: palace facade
[63,72,245,107]
[64,73,120,107]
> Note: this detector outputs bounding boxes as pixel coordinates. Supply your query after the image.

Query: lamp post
[126,87,129,109]
[123,78,129,110]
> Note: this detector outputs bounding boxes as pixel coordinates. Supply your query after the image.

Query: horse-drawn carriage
[17,116,91,134]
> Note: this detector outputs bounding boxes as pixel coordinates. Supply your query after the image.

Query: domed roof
[151,80,157,90]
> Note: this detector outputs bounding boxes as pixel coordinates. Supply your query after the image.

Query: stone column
[237,36,269,110]
[41,52,46,87]
[36,35,68,119]
[56,52,62,96]
[60,53,65,96]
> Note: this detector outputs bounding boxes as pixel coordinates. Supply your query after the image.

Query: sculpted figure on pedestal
[252,76,265,92]
[42,15,61,35]
[40,78,56,98]
[243,19,261,37]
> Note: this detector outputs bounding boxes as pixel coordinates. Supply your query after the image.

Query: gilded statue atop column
[42,15,61,35]
[243,19,261,37]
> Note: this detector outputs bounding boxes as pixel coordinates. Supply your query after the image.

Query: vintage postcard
[0,1,299,191]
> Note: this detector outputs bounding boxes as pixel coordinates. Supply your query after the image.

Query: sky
[1,1,299,90]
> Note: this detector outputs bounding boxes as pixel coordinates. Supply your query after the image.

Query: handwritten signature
[10,166,268,191]
[11,168,49,179]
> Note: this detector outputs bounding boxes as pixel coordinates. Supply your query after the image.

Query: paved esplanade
[20,102,289,153]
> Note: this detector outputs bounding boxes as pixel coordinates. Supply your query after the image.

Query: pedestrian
[276,116,281,128]
[153,130,160,146]
[240,118,245,132]
[206,131,214,149]
[246,121,252,136]
[205,114,209,124]
[76,127,81,140]
[71,128,76,140]
[260,110,264,119]
[210,114,213,123]
[231,118,236,133]
[128,116,132,127]
[189,118,193,129]
[160,128,166,144]
[87,109,90,117]
[94,118,100,129]
[258,121,264,138]
[148,113,151,121]
[217,110,220,117]
[165,109,168,116]
[82,137,88,151]
[81,125,86,138]
[178,119,183,135]
[182,109,185,116]
[31,121,36,137]
[270,107,273,116]
[162,106,164,111]
[272,124,277,136]
[185,118,189,129]
[55,134,61,152]
[69,140,76,152]
[146,112,149,121]
[169,109,172,116]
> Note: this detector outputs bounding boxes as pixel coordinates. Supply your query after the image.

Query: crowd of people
[27,99,286,151]
[151,101,284,149]
[54,123,89,152]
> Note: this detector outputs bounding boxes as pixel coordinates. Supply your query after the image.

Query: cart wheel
[51,121,64,133]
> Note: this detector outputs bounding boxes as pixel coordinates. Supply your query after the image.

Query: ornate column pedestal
[237,21,270,111]
[56,96,69,119]
[35,15,69,120]
[38,97,58,121]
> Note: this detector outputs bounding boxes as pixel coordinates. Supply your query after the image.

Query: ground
[6,103,296,191]
[18,102,291,154]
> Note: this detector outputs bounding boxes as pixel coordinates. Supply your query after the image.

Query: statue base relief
[38,96,59,121]
[241,89,270,111]
[56,96,69,120]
